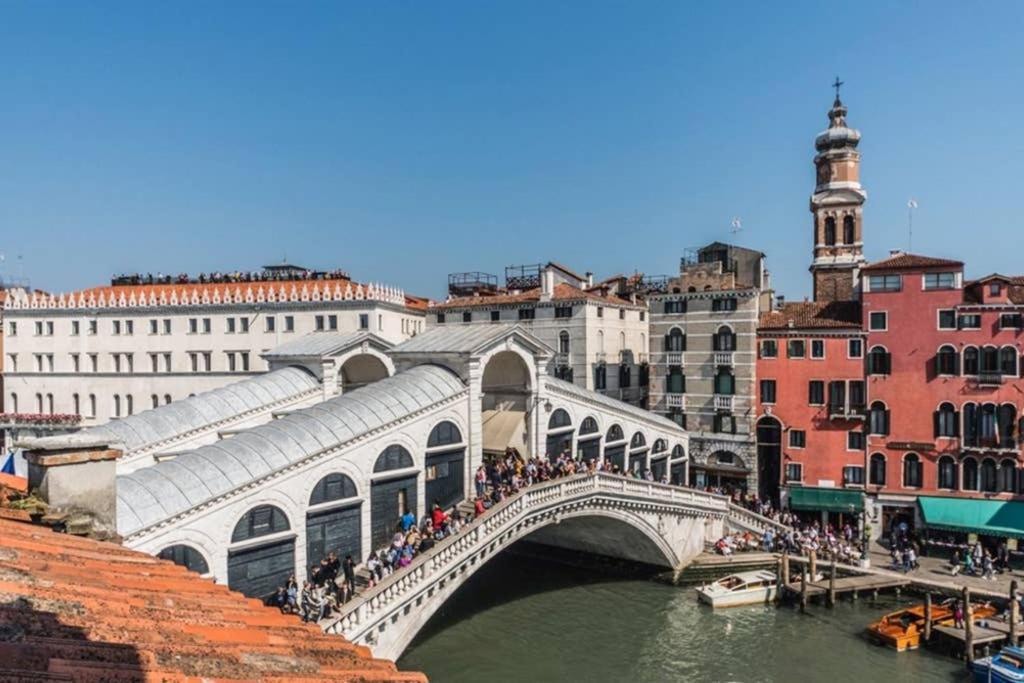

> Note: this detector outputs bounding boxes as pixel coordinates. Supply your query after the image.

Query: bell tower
[810,79,867,302]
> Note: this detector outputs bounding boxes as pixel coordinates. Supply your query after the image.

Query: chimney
[24,441,123,539]
[540,266,554,302]
[585,271,594,287]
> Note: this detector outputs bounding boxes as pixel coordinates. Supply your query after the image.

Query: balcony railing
[829,404,867,420]
[666,393,685,409]
[714,395,734,411]
[713,351,734,366]
[977,372,1004,386]
[666,352,684,366]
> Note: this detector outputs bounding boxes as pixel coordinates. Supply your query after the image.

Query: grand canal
[399,552,967,682]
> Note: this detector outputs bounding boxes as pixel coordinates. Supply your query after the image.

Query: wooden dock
[784,573,911,599]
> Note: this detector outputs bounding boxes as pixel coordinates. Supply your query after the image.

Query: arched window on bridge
[228,505,294,600]
[606,424,624,442]
[652,439,667,454]
[307,473,361,573]
[548,409,572,430]
[374,445,414,473]
[158,544,210,575]
[577,416,601,463]
[427,420,462,447]
[309,472,358,506]
[579,417,599,435]
[630,432,646,449]
[232,504,290,543]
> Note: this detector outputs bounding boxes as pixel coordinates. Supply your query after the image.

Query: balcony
[714,395,734,411]
[555,352,570,366]
[829,404,867,420]
[976,372,1004,387]
[713,351,734,366]
[666,352,684,367]
[594,352,607,363]
[666,393,685,409]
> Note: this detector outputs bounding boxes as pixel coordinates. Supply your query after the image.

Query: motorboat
[972,645,1024,682]
[866,601,998,652]
[695,570,778,608]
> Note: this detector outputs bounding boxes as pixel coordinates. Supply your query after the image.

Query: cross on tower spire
[832,76,844,102]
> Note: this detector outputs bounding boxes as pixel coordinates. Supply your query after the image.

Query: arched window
[309,473,358,505]
[45,393,54,415]
[963,457,979,491]
[126,394,133,416]
[981,346,999,374]
[963,346,980,375]
[934,402,958,438]
[665,328,686,353]
[714,369,735,395]
[713,326,736,352]
[158,544,210,574]
[869,402,890,436]
[35,393,43,413]
[653,439,667,453]
[824,216,836,246]
[869,453,886,486]
[374,445,414,473]
[113,394,121,417]
[548,409,572,430]
[597,330,604,352]
[163,394,172,405]
[558,330,570,355]
[579,417,599,435]
[1000,459,1017,493]
[72,394,79,415]
[867,346,891,375]
[937,456,957,490]
[630,432,647,449]
[980,404,997,443]
[8,393,16,413]
[151,394,159,409]
[427,421,462,447]
[842,215,855,244]
[671,444,685,459]
[936,345,959,376]
[606,424,624,442]
[902,453,922,488]
[1000,347,1018,376]
[981,458,998,493]
[231,505,289,543]
[963,403,979,446]
[88,394,96,417]
[998,404,1017,447]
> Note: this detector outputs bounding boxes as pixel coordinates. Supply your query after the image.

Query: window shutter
[681,334,687,351]
[933,410,940,438]
[884,409,891,435]
[954,411,960,437]
[663,335,670,352]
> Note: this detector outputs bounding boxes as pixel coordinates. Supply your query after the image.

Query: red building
[862,255,1024,536]
[756,301,866,523]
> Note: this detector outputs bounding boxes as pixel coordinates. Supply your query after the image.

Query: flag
[1,452,15,475]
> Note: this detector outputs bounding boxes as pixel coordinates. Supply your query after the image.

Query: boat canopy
[918,496,1024,540]
[787,486,864,513]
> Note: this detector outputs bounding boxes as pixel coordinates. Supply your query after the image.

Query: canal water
[399,552,969,682]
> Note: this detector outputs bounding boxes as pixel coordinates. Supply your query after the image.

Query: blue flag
[1,452,15,475]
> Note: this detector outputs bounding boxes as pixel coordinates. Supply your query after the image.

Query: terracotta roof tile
[860,253,964,272]
[435,282,635,310]
[759,301,862,330]
[0,518,427,682]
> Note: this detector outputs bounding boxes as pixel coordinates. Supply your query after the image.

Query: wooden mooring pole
[1011,580,1020,647]
[800,568,808,613]
[923,592,932,644]
[827,559,837,607]
[782,551,790,586]
[963,586,975,663]
[809,549,817,580]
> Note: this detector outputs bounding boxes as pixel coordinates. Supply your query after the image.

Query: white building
[2,267,427,427]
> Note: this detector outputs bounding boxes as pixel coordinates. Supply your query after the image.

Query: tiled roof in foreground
[0,518,426,682]
[758,301,862,330]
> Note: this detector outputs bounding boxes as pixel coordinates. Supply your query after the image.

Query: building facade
[2,267,426,427]
[648,243,771,492]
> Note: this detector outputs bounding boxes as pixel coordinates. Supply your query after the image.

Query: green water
[398,553,969,683]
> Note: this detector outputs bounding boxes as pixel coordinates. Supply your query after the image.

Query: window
[760,340,777,358]
[266,316,276,332]
[847,431,865,450]
[714,370,734,395]
[163,319,171,334]
[785,463,803,483]
[869,274,902,292]
[554,306,573,318]
[328,315,338,331]
[163,353,171,372]
[935,402,958,437]
[869,311,887,330]
[999,460,1016,493]
[666,368,685,394]
[203,352,212,372]
[597,307,603,318]
[227,352,237,373]
[711,297,738,312]
[189,352,199,373]
[867,346,891,375]
[999,347,1017,376]
[902,454,923,488]
[163,394,172,405]
[760,379,776,404]
[284,315,295,332]
[378,314,383,331]
[981,458,998,493]
[619,309,625,320]
[151,394,159,409]
[112,354,122,373]
[149,319,158,335]
[558,331,570,354]
[240,317,250,333]
[72,320,81,336]
[848,338,863,358]
[490,310,500,322]
[189,318,198,334]
[842,215,855,244]
[787,340,805,358]
[150,353,159,373]
[824,216,836,245]
[937,456,957,490]
[924,272,956,290]
[125,320,133,335]
[664,300,686,314]
[849,381,866,411]
[808,380,824,405]
[72,394,80,414]
[314,315,324,331]
[88,394,96,418]
[936,345,959,376]
[843,466,865,486]
[594,364,607,390]
[112,320,121,335]
[241,352,250,372]
[963,457,979,491]
[202,318,211,334]
[518,308,535,320]
[228,317,238,333]
[713,414,737,434]
[113,394,121,418]
[88,319,97,335]
[828,380,846,414]
[958,314,981,329]
[1001,313,1023,329]
[462,311,472,323]
[88,354,98,372]
[713,326,736,352]
[811,340,825,359]
[436,313,446,324]
[789,430,806,448]
[8,322,15,336]
[963,347,980,375]
[665,329,686,353]
[868,402,890,435]
[6,354,16,372]
[990,283,1002,296]
[938,309,957,330]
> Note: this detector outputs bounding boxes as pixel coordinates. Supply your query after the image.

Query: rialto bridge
[23,323,782,649]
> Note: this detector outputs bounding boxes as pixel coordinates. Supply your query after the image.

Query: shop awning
[788,486,864,513]
[482,409,527,455]
[918,497,1024,540]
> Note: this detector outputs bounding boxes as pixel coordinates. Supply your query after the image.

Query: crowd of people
[111,267,350,287]
[949,540,1012,580]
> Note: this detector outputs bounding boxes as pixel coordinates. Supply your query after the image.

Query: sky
[1,1,1022,300]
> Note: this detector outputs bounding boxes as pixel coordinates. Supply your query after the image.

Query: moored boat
[696,570,778,608]
[866,601,999,651]
[971,645,1024,682]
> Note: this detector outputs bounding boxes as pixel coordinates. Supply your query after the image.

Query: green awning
[788,486,864,513]
[918,496,1024,540]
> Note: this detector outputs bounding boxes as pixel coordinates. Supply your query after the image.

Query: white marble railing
[323,472,731,650]
[725,502,791,535]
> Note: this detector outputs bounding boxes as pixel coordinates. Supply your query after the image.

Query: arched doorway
[370,445,417,548]
[340,354,390,391]
[227,505,293,600]
[481,350,532,459]
[756,416,783,505]
[306,473,362,569]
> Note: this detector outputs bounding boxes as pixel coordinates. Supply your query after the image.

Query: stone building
[647,242,771,492]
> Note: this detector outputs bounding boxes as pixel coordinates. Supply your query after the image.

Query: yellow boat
[866,602,997,651]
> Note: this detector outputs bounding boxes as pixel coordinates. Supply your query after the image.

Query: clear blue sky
[1,1,1021,300]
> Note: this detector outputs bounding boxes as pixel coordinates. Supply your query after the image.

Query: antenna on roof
[907,199,918,252]
[730,217,743,237]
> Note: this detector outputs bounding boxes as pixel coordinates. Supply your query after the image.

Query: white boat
[695,570,778,608]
